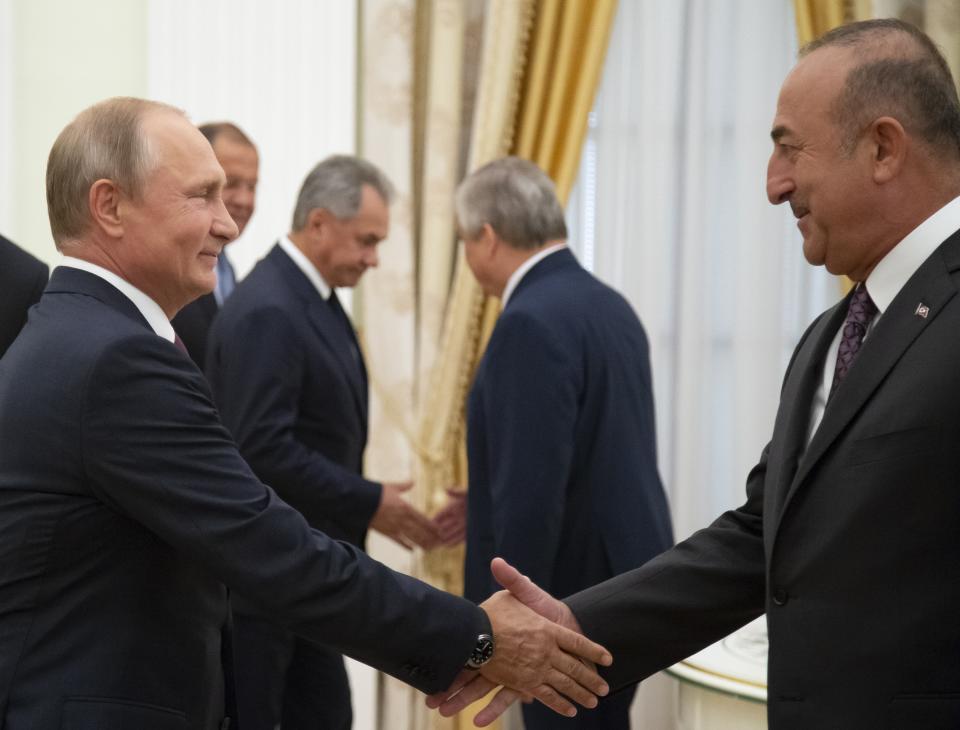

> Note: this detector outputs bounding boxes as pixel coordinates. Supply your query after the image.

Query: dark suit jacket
[206,244,381,552]
[0,267,481,730]
[464,248,673,604]
[0,235,48,358]
[172,292,218,371]
[567,231,960,728]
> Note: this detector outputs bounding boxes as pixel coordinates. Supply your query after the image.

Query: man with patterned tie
[173,121,258,370]
[207,155,441,730]
[433,18,960,729]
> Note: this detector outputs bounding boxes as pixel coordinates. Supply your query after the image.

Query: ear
[480,222,499,259]
[88,179,125,237]
[868,116,907,184]
[307,207,334,235]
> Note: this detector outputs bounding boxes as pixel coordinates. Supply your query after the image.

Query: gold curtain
[417,0,537,603]
[515,0,617,201]
[416,1,617,727]
[793,0,872,45]
[418,0,618,591]
[359,0,617,726]
[358,0,490,726]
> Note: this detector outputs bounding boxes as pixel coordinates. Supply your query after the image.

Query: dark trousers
[521,683,636,730]
[233,613,352,730]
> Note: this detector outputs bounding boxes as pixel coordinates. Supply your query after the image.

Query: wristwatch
[465,613,495,669]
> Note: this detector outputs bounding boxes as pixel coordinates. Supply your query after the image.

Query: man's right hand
[427,558,611,724]
[369,481,442,550]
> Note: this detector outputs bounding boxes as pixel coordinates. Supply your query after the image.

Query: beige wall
[8,0,147,265]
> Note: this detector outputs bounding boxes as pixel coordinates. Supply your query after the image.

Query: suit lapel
[780,236,959,520]
[268,246,368,423]
[305,296,368,420]
[765,299,848,531]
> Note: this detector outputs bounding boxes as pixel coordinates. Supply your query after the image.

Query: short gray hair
[46,96,184,249]
[291,155,395,231]
[455,157,567,250]
[803,18,960,158]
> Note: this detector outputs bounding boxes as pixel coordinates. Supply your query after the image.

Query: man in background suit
[434,157,673,729]
[435,19,960,730]
[172,122,258,369]
[0,234,48,358]
[207,155,442,729]
[0,95,614,729]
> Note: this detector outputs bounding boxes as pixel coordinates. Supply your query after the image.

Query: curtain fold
[416,2,616,728]
[793,0,847,45]
[515,0,617,201]
[418,0,537,602]
[417,0,618,595]
[360,1,617,726]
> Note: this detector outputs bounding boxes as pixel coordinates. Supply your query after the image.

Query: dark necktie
[327,291,361,366]
[173,333,188,355]
[829,284,877,399]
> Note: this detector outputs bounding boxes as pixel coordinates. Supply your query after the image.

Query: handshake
[426,557,614,726]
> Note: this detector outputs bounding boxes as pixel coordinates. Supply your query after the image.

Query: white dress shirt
[805,194,960,445]
[500,242,568,309]
[58,256,175,342]
[278,235,332,299]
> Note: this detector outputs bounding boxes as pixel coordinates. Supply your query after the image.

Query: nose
[766,152,794,205]
[364,247,379,269]
[213,197,240,242]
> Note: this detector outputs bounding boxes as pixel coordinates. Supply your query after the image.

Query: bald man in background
[173,122,258,370]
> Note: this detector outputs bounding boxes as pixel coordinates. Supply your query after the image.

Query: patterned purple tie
[830,284,877,399]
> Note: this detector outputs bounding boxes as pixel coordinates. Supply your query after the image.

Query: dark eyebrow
[771,125,789,143]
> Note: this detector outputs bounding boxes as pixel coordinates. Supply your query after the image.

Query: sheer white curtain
[147,0,357,280]
[568,0,835,545]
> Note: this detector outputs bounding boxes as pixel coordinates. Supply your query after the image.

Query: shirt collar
[278,235,332,300]
[58,256,175,342]
[500,243,568,309]
[865,194,960,315]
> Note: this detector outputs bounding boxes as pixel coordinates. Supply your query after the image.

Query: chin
[802,242,827,269]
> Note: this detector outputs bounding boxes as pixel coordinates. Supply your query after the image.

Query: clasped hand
[426,558,611,726]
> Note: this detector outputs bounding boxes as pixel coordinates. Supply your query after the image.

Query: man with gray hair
[0,98,614,729]
[207,155,440,729]
[434,156,673,729]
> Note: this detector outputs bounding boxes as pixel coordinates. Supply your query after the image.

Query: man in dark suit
[434,157,673,729]
[0,95,617,730]
[207,155,442,729]
[434,19,960,730]
[172,122,258,370]
[0,234,48,357]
